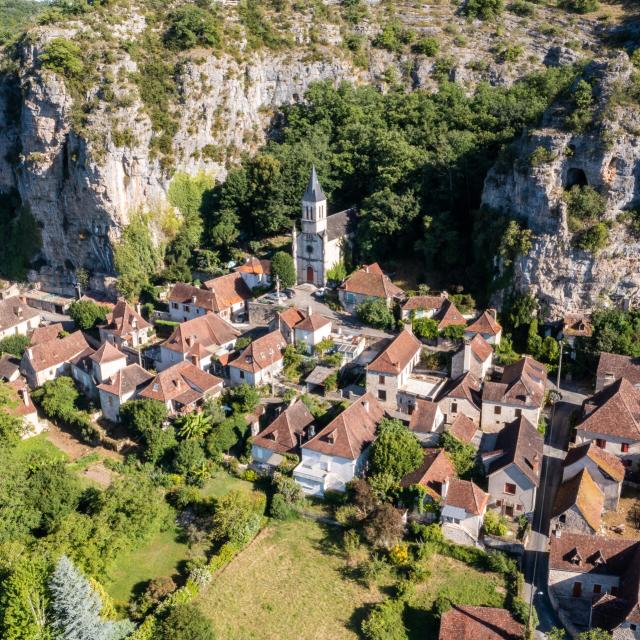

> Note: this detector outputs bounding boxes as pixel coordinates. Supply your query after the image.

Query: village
[1,169,639,640]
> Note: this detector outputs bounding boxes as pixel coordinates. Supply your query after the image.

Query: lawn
[196,519,388,640]
[105,527,190,606]
[199,471,254,499]
[15,433,68,462]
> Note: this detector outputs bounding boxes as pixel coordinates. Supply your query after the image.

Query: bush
[483,510,509,537]
[529,146,555,167]
[0,334,30,357]
[361,597,408,640]
[412,317,438,340]
[372,19,414,53]
[510,0,535,16]
[463,0,504,20]
[157,603,215,640]
[413,36,439,56]
[68,299,108,330]
[575,222,609,254]
[269,493,298,520]
[40,37,83,77]
[165,5,221,51]
[369,418,423,481]
[356,298,394,330]
[560,0,598,13]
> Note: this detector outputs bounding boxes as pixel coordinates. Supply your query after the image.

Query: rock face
[482,56,640,318]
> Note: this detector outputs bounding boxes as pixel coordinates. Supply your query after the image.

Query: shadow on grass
[404,604,438,640]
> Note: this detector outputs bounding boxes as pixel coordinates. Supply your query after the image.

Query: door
[306,266,314,283]
[572,582,582,597]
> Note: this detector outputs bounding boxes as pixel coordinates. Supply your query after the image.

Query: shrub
[529,146,555,167]
[356,298,394,330]
[413,36,439,56]
[270,251,296,289]
[483,510,509,537]
[510,0,535,16]
[157,603,215,640]
[361,597,408,640]
[364,504,405,549]
[369,418,423,481]
[269,493,297,520]
[560,0,598,13]
[0,334,30,357]
[372,19,414,53]
[463,0,504,20]
[412,317,438,340]
[575,222,609,254]
[40,38,84,77]
[165,5,221,51]
[68,299,108,330]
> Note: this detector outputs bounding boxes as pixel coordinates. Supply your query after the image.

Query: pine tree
[48,556,133,640]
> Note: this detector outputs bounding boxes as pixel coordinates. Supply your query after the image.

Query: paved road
[523,398,581,638]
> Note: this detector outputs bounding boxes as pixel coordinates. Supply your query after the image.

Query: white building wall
[488,465,537,517]
[548,568,619,598]
[168,302,209,323]
[293,448,359,496]
[438,396,480,425]
[0,315,41,340]
[575,429,640,471]
[295,323,332,354]
[481,402,540,434]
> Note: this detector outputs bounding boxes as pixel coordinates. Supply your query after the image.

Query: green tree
[173,439,206,478]
[356,298,394,330]
[32,377,78,422]
[157,603,215,640]
[414,36,439,56]
[363,503,405,549]
[211,490,263,544]
[40,38,83,77]
[369,418,423,481]
[177,412,213,440]
[165,5,221,51]
[271,251,296,289]
[68,300,108,331]
[205,416,244,460]
[561,0,598,14]
[0,334,30,357]
[49,555,133,640]
[463,0,504,19]
[440,431,477,478]
[361,597,408,640]
[575,630,610,640]
[412,318,438,341]
[228,383,260,413]
[120,399,167,437]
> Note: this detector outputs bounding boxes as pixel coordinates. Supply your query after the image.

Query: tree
[205,415,246,460]
[363,503,405,548]
[165,5,221,51]
[561,0,598,14]
[462,0,504,19]
[157,603,215,640]
[361,597,408,640]
[173,439,206,478]
[49,555,133,640]
[412,318,438,341]
[68,300,108,331]
[483,510,508,536]
[575,630,610,640]
[228,383,259,413]
[348,478,378,518]
[356,298,394,330]
[369,418,423,481]
[177,412,213,440]
[0,334,30,357]
[440,431,477,479]
[32,377,78,422]
[40,38,84,77]
[120,399,167,437]
[211,490,263,544]
[271,251,296,289]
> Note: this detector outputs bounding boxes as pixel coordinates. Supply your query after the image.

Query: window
[596,439,606,449]
[611,586,619,596]
[378,390,387,401]
[494,406,502,415]
[184,305,190,313]
[451,402,458,413]
[630,624,637,631]
[622,443,630,453]
[559,514,566,523]
[378,375,385,385]
[572,582,582,597]
[172,302,178,309]
[593,584,602,594]
[504,483,516,495]
[239,371,245,379]
[516,504,523,512]
[515,408,522,418]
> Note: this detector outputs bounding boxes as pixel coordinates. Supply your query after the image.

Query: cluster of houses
[5,171,640,638]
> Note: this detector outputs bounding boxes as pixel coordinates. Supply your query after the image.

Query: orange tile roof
[253,401,314,454]
[400,448,454,498]
[30,323,64,346]
[101,300,150,337]
[235,256,271,275]
[230,331,287,373]
[437,371,482,408]
[277,307,306,330]
[25,331,91,373]
[168,283,216,312]
[434,300,466,330]
[340,264,404,299]
[468,333,493,362]
[203,272,253,312]
[89,341,126,365]
[466,310,502,336]
[295,313,331,333]
[439,606,523,640]
[552,468,604,532]
[408,398,440,434]
[564,441,625,483]
[97,364,154,398]
[139,361,222,404]
[368,330,421,375]
[402,294,446,312]
[443,478,488,515]
[448,414,477,444]
[302,393,384,460]
[482,356,547,409]
[597,352,640,387]
[163,313,239,355]
[549,532,638,574]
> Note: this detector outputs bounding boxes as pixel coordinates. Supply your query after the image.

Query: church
[292,167,356,287]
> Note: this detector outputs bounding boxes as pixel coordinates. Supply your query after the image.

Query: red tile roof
[89,341,126,365]
[597,352,640,387]
[552,468,604,532]
[101,300,150,338]
[578,377,640,441]
[400,448,454,498]
[437,371,482,409]
[25,331,91,373]
[168,283,217,312]
[448,414,477,444]
[482,356,547,409]
[139,361,222,404]
[408,398,440,434]
[468,333,493,362]
[563,441,625,483]
[295,313,331,333]
[466,310,502,336]
[439,605,524,640]
[253,401,314,455]
[277,307,307,330]
[230,331,287,373]
[443,478,488,515]
[235,256,271,275]
[340,264,404,299]
[202,272,253,312]
[97,364,154,398]
[368,330,421,375]
[434,299,466,330]
[302,393,384,460]
[30,323,64,346]
[163,313,239,355]
[0,296,40,332]
[402,294,446,313]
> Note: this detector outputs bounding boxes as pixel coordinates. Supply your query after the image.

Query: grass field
[14,433,68,462]
[105,527,190,606]
[200,472,254,499]
[196,519,388,640]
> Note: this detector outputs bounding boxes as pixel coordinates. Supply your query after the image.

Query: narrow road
[523,399,580,638]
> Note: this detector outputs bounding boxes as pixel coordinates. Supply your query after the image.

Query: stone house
[446,413,478,446]
[548,532,640,638]
[550,468,604,536]
[9,379,42,438]
[437,371,482,425]
[234,256,272,290]
[292,167,356,287]
[438,605,524,640]
[293,393,384,496]
[432,299,466,333]
[293,310,332,354]
[338,263,404,313]
[596,352,640,392]
[484,416,543,519]
[450,334,493,380]
[228,330,287,387]
[159,312,239,372]
[440,478,489,545]
[21,331,92,388]
[98,300,151,349]
[70,341,129,398]
[408,398,445,444]
[464,309,502,345]
[0,296,41,340]
[251,400,315,469]
[97,364,154,423]
[563,442,625,510]
[400,293,447,321]
[366,329,422,410]
[562,313,593,354]
[168,283,217,322]
[481,356,547,433]
[138,361,223,416]
[29,323,64,347]
[575,378,640,472]
[270,307,306,344]
[202,272,253,323]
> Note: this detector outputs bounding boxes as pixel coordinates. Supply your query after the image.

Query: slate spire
[303,165,326,203]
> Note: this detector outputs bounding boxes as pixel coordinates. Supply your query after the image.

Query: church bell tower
[301,166,328,235]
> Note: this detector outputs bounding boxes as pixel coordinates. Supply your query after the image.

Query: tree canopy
[369,418,423,481]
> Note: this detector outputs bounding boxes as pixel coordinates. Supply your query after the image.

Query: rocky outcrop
[482,56,640,318]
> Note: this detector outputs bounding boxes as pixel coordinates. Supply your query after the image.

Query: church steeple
[301,165,327,234]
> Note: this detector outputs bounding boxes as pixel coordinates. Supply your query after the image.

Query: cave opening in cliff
[565,168,588,190]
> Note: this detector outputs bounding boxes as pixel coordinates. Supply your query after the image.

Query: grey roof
[327,208,357,241]
[303,166,326,203]
[0,353,20,381]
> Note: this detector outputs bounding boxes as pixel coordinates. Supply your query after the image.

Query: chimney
[191,295,197,304]
[136,302,142,316]
[404,322,413,335]
[441,478,449,499]
[18,387,29,406]
[131,316,138,329]
[363,398,370,413]
[488,308,497,320]
[307,305,313,316]
[14,306,22,318]
[191,354,198,366]
[308,424,316,438]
